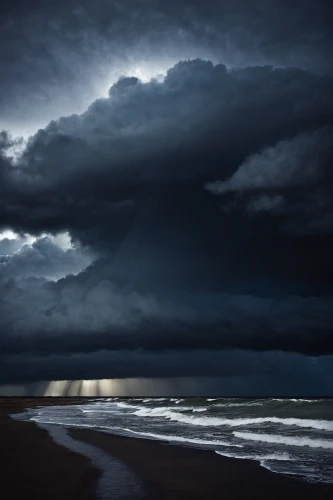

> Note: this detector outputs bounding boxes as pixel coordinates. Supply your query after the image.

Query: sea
[17,398,333,484]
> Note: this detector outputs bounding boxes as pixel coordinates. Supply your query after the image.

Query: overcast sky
[0,0,332,395]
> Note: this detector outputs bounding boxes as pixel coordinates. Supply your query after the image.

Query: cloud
[246,195,286,214]
[206,128,333,194]
[1,59,333,387]
[206,127,333,232]
[0,262,332,362]
[0,61,333,303]
[1,61,333,242]
[0,236,27,255]
[0,236,93,282]
[1,1,333,138]
[0,350,332,396]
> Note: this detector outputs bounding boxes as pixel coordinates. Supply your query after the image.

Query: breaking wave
[215,450,294,461]
[133,408,333,431]
[119,428,242,447]
[233,432,333,449]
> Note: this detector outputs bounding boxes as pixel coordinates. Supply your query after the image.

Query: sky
[0,0,333,395]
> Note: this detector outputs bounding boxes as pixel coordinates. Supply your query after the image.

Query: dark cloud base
[1,350,332,396]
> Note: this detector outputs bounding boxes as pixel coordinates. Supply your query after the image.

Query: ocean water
[20,398,333,484]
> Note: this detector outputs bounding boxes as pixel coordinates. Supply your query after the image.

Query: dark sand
[0,397,101,500]
[1,397,333,500]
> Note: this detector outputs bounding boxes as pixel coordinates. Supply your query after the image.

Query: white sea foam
[233,432,333,449]
[272,399,316,403]
[289,399,317,403]
[217,451,321,483]
[31,417,102,429]
[259,460,321,481]
[115,402,140,409]
[80,409,104,413]
[216,402,263,407]
[133,408,333,431]
[132,405,203,413]
[119,428,242,447]
[216,450,293,461]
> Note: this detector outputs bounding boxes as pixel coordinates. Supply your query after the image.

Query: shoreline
[1,397,333,499]
[69,427,333,500]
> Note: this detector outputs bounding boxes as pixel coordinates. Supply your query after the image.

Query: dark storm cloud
[1,1,333,135]
[206,128,333,194]
[246,195,286,214]
[206,127,333,233]
[1,60,333,291]
[3,367,332,396]
[0,263,332,359]
[1,349,332,394]
[2,61,333,238]
[0,46,333,382]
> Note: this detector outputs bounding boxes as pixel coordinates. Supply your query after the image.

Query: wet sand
[1,397,333,500]
[0,397,100,500]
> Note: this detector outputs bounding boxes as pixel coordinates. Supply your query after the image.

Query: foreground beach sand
[1,397,332,499]
[0,397,100,500]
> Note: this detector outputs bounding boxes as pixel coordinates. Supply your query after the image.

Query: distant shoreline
[1,397,333,499]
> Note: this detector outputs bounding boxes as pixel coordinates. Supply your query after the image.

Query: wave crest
[233,431,333,449]
[133,408,333,431]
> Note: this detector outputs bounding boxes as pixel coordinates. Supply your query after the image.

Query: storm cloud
[0,278,332,358]
[1,1,333,391]
[1,350,332,397]
[2,1,333,136]
[206,127,333,233]
[2,61,333,237]
[0,236,92,281]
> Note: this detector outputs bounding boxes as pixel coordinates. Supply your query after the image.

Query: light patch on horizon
[43,379,140,396]
[41,378,206,397]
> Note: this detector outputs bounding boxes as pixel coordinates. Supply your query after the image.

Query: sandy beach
[0,397,101,500]
[1,398,332,500]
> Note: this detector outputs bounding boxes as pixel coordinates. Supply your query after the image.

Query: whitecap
[233,431,333,449]
[119,428,242,447]
[133,408,333,431]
